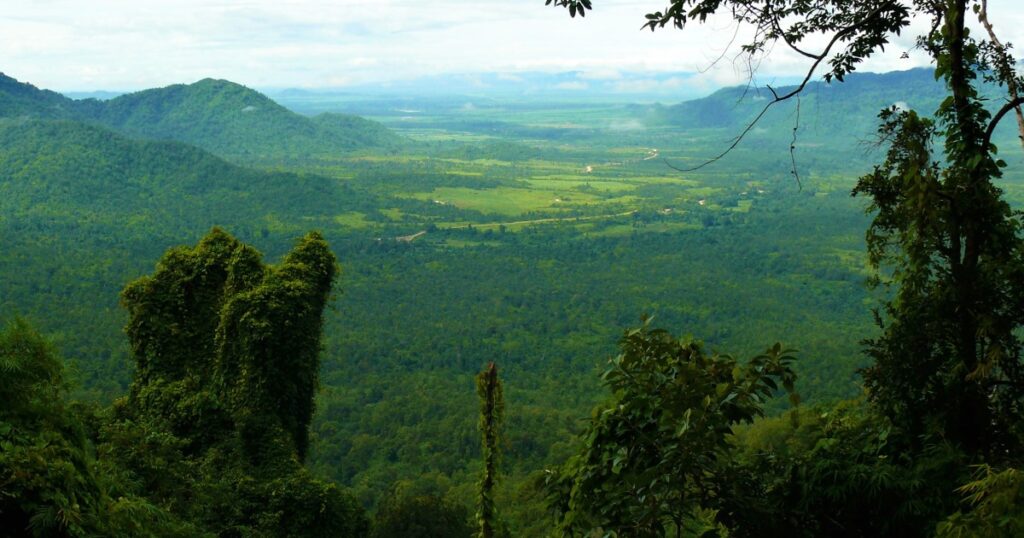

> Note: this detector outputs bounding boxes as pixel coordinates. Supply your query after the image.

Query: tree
[731,400,966,537]
[371,485,474,538]
[549,0,1024,459]
[544,323,797,536]
[110,228,368,537]
[475,362,505,538]
[0,318,199,537]
[938,465,1024,537]
[121,227,337,462]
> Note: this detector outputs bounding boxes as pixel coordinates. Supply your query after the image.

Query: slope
[0,73,79,119]
[660,68,948,140]
[0,118,345,223]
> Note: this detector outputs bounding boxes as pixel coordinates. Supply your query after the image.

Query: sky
[2,0,1023,94]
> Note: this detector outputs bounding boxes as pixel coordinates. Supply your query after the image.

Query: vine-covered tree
[475,362,505,538]
[110,228,367,537]
[121,227,336,461]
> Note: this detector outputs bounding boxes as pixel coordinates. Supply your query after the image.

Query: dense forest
[4,0,1024,535]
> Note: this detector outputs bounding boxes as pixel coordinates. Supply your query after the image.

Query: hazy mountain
[659,68,948,137]
[63,90,124,100]
[266,71,716,104]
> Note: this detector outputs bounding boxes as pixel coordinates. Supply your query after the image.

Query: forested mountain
[0,118,345,222]
[659,68,948,137]
[80,78,405,159]
[0,73,79,119]
[0,73,405,160]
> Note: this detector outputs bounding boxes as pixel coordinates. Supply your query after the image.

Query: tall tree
[475,362,505,538]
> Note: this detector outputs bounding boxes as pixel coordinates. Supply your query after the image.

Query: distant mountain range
[658,68,946,134]
[264,71,725,103]
[651,67,1019,146]
[0,73,404,160]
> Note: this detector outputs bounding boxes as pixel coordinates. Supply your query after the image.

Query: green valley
[3,22,1024,532]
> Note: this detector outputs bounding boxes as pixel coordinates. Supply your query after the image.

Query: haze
[5,0,1021,94]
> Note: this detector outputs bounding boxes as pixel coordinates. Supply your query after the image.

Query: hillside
[661,68,948,138]
[0,118,345,223]
[0,73,405,160]
[0,73,79,119]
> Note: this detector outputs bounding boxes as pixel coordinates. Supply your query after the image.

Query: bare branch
[984,96,1024,150]
[790,94,803,190]
[664,4,890,174]
[978,0,1024,152]
[697,20,743,74]
[767,6,822,60]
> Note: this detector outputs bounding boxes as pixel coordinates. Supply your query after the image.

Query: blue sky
[2,0,1021,93]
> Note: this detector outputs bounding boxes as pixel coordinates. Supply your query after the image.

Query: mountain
[80,78,405,159]
[0,118,345,224]
[63,90,123,100]
[659,68,948,138]
[0,73,79,119]
[0,74,405,161]
[265,70,715,108]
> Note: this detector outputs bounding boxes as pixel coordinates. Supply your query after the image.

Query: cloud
[496,73,524,82]
[1,0,1021,92]
[612,76,690,93]
[578,68,622,80]
[554,81,588,90]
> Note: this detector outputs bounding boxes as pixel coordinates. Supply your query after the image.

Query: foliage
[733,400,966,537]
[3,52,1024,535]
[0,318,199,537]
[371,485,474,538]
[104,228,368,536]
[938,465,1024,537]
[476,362,505,538]
[544,322,797,536]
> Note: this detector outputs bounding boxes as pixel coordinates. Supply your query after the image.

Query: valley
[3,67,1023,534]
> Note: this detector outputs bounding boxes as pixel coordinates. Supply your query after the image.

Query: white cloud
[555,81,589,90]
[578,68,622,80]
[612,76,690,93]
[496,73,524,82]
[1,0,1021,92]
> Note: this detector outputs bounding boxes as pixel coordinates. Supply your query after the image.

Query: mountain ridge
[659,68,947,133]
[0,73,405,160]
